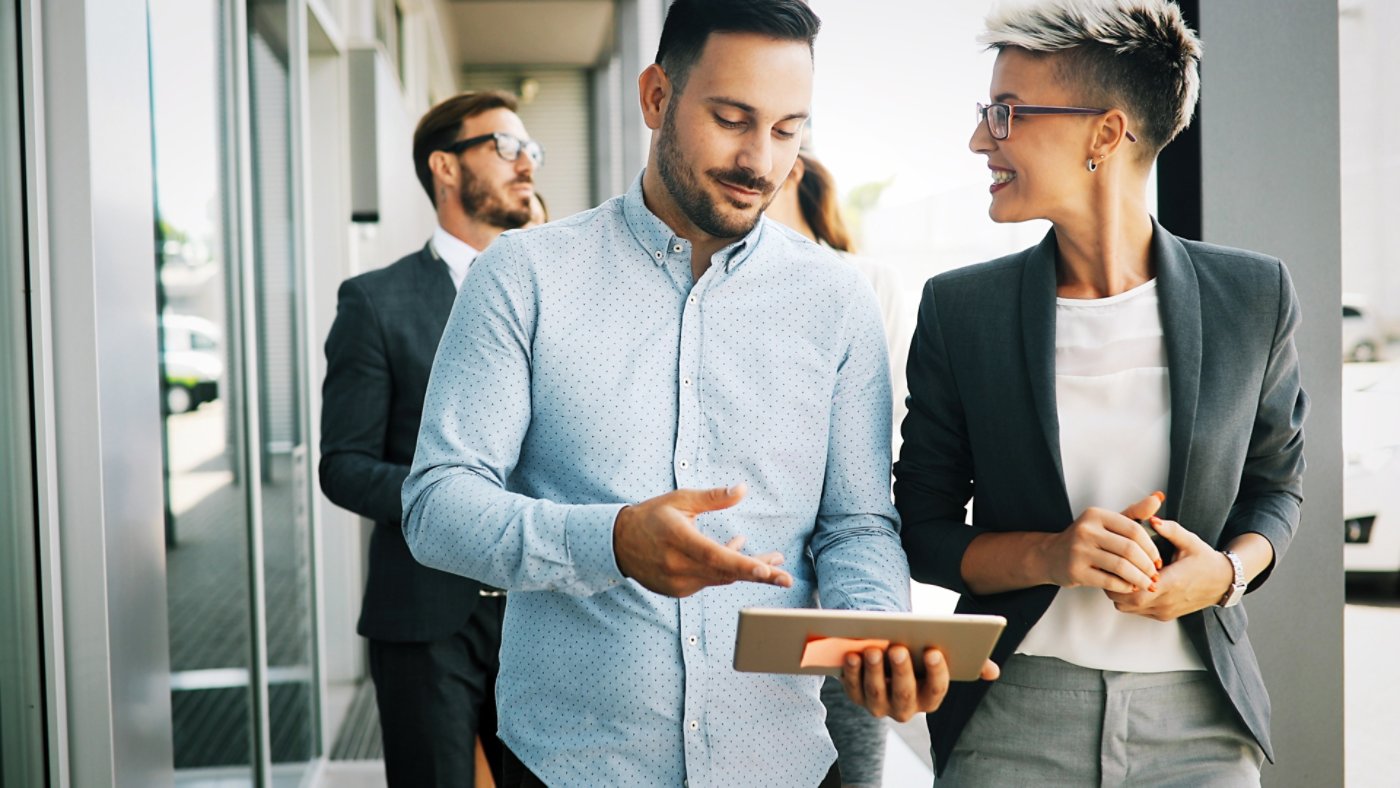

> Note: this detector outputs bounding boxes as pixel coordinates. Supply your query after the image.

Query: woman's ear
[1090,108,1134,161]
[787,154,806,185]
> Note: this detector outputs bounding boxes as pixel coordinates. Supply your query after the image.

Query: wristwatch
[1217,550,1247,608]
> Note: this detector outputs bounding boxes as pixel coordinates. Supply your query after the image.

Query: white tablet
[733,608,1006,682]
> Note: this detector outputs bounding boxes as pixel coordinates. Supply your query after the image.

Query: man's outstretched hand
[613,483,793,598]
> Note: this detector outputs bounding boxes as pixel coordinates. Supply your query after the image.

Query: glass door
[246,0,321,781]
[0,2,47,785]
[151,0,320,783]
[150,0,257,782]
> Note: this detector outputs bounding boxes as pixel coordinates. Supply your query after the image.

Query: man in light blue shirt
[403,1,986,784]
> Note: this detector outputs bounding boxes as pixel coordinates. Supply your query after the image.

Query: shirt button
[673,244,683,253]
[688,635,698,645]
[687,295,697,305]
[679,460,690,469]
[682,377,692,387]
[654,250,663,260]
[689,720,699,730]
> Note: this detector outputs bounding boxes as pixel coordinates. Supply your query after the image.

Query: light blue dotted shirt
[403,173,910,787]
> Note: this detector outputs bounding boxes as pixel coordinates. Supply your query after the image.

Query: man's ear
[428,149,459,188]
[638,63,672,131]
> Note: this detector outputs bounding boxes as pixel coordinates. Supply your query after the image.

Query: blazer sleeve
[318,276,411,525]
[1219,260,1309,591]
[893,279,988,596]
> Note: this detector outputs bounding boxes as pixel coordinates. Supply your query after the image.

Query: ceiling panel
[444,0,616,67]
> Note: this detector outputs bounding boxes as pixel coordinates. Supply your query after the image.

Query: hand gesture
[612,483,793,598]
[1041,492,1165,594]
[841,645,1001,722]
[1105,517,1234,621]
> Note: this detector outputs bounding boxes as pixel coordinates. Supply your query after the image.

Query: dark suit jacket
[320,242,486,642]
[894,221,1308,773]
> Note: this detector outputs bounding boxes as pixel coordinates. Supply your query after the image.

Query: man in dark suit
[320,90,543,787]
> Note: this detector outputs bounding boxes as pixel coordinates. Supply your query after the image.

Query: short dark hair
[654,0,821,95]
[412,90,519,207]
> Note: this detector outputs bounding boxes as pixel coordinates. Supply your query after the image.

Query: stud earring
[1086,158,1098,173]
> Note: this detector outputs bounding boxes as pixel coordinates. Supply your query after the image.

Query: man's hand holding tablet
[840,644,1001,722]
[732,608,1004,721]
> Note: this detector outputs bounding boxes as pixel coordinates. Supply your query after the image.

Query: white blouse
[1015,279,1205,672]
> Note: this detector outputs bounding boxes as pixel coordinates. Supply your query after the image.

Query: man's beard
[459,168,532,229]
[656,101,777,240]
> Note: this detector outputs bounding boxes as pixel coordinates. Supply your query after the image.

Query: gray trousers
[821,676,887,788]
[938,654,1263,787]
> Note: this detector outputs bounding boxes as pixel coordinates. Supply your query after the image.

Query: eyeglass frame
[441,132,546,167]
[976,102,1138,143]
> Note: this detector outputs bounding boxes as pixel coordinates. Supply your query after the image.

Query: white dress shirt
[431,224,480,291]
[1016,279,1205,672]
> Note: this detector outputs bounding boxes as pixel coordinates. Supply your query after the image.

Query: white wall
[1338,0,1400,336]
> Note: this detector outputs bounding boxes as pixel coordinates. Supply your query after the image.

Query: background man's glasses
[976,102,1137,143]
[442,132,546,167]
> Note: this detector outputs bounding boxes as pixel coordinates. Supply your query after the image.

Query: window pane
[247,0,320,778]
[149,0,255,780]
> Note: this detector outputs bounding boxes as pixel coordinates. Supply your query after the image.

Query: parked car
[160,313,223,414]
[1344,362,1400,583]
[1343,295,1385,362]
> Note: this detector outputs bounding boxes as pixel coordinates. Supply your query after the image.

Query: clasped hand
[1044,492,1232,621]
[612,483,793,598]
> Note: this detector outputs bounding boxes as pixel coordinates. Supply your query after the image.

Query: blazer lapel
[419,241,458,320]
[1151,221,1202,522]
[1020,230,1070,507]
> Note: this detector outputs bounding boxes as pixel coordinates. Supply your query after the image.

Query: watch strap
[1218,550,1246,608]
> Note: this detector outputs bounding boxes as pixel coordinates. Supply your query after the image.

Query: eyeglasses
[441,132,546,167]
[976,102,1138,143]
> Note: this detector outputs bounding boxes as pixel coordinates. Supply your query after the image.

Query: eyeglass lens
[981,103,1010,139]
[496,134,545,167]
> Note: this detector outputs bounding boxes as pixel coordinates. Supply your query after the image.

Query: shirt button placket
[675,284,702,485]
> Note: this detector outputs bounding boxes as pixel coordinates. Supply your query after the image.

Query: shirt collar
[430,224,481,290]
[620,171,765,275]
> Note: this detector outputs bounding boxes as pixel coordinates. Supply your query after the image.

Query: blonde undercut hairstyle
[980,0,1202,155]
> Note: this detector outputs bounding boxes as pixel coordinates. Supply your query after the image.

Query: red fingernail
[1152,573,1160,583]
[1153,491,1165,503]
[1155,559,1163,570]
[1150,516,1162,525]
[1131,586,1138,593]
[1150,584,1158,592]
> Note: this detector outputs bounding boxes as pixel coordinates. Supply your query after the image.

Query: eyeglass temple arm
[1009,106,1139,142]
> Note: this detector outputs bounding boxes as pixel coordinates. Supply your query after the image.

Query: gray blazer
[894,221,1308,774]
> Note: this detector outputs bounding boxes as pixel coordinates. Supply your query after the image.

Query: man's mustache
[710,168,774,195]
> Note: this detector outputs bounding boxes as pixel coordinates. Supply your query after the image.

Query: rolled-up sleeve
[812,283,911,614]
[1220,260,1308,591]
[401,237,627,595]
